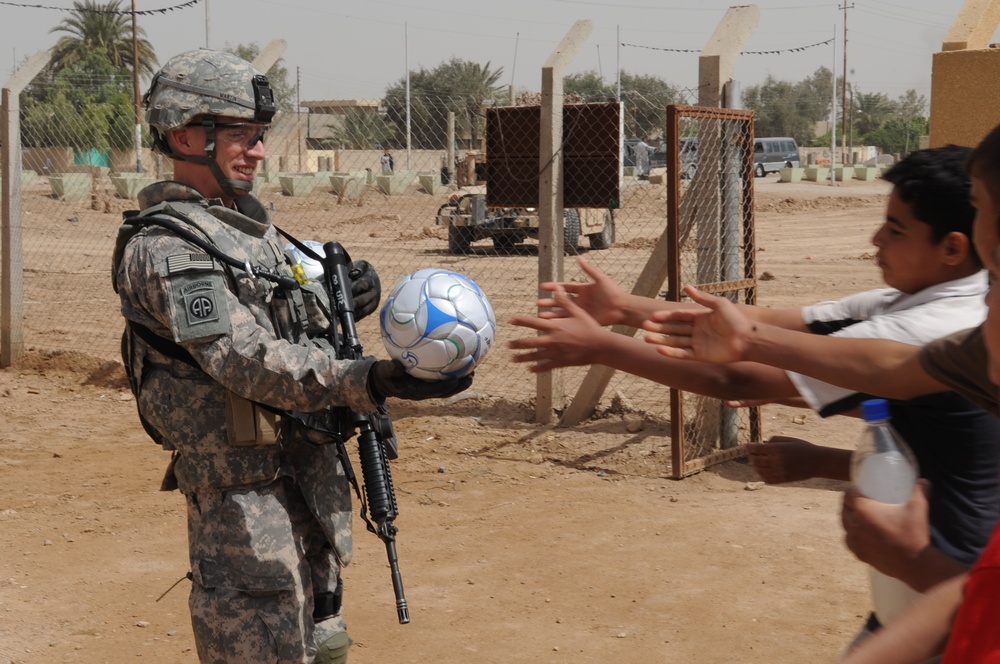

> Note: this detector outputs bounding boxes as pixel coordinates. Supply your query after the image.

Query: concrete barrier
[329,174,363,200]
[418,172,443,195]
[279,174,317,197]
[834,166,855,182]
[854,166,879,181]
[779,167,804,183]
[49,173,93,201]
[110,173,156,199]
[376,173,413,195]
[805,166,829,182]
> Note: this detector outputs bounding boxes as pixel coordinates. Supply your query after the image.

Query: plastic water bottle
[849,398,921,626]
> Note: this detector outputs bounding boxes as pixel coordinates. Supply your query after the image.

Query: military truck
[435,186,615,255]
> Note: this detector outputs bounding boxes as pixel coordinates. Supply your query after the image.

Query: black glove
[368,359,472,403]
[349,260,381,320]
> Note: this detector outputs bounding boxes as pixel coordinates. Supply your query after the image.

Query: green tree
[323,107,395,150]
[22,48,136,150]
[618,71,684,140]
[383,58,505,150]
[895,89,927,123]
[853,90,893,137]
[863,116,929,157]
[564,71,614,101]
[225,42,295,114]
[48,0,157,79]
[742,68,834,143]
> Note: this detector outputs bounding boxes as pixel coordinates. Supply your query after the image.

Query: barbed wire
[621,37,835,55]
[0,0,200,15]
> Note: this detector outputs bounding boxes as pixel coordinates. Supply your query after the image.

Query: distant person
[634,137,653,180]
[509,145,1000,652]
[381,149,393,173]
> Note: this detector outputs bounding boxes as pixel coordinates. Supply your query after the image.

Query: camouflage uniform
[116,180,371,663]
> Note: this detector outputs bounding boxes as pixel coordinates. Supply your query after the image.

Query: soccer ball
[379,268,496,381]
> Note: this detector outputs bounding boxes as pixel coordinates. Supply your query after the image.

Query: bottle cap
[861,398,890,422]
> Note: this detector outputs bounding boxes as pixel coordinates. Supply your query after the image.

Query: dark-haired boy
[510,145,1000,643]
[646,129,1000,663]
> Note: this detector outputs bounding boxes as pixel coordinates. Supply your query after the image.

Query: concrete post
[2,50,51,367]
[252,39,288,74]
[697,6,760,108]
[535,19,593,424]
[942,0,1000,50]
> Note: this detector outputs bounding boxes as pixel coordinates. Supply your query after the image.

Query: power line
[620,37,835,55]
[0,0,201,15]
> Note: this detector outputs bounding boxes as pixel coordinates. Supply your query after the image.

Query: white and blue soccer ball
[379,268,496,381]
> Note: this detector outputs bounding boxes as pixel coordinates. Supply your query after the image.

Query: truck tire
[563,209,581,255]
[448,225,475,254]
[588,209,615,250]
[755,163,766,178]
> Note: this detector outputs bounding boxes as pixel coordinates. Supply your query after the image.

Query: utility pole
[840,2,853,167]
[296,66,302,172]
[131,0,143,173]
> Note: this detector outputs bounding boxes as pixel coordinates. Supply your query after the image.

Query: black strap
[313,578,344,621]
[128,320,199,368]
[126,215,300,292]
[273,223,351,266]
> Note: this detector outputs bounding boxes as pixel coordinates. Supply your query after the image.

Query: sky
[1,0,994,109]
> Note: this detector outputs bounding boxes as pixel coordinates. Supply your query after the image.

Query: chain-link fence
[664,105,761,476]
[3,72,759,473]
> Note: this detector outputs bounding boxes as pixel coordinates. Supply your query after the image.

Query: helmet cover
[144,49,275,131]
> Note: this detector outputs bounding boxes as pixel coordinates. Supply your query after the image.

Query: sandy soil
[0,175,897,664]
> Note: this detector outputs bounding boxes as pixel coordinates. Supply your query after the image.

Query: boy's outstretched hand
[535,256,627,327]
[642,285,754,364]
[508,285,607,372]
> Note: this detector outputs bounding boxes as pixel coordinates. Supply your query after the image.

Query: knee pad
[314,630,350,664]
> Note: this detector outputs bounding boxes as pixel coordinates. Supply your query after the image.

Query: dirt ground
[1,175,898,663]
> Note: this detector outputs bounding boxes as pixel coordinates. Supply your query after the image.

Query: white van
[753,137,799,177]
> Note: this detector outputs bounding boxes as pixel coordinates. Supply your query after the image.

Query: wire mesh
[665,105,762,477]
[3,81,760,477]
[3,83,668,410]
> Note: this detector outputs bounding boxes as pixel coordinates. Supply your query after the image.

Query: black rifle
[319,241,410,625]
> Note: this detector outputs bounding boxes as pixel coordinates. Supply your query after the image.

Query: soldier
[113,49,470,664]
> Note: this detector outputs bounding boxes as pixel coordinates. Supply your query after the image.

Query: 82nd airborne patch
[182,279,221,326]
[167,264,231,342]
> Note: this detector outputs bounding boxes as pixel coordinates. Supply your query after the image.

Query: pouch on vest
[225,391,279,446]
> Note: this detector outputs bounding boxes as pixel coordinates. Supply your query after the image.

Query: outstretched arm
[538,257,807,331]
[644,286,949,401]
[509,285,800,403]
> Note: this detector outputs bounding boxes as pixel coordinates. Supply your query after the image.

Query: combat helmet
[143,49,276,197]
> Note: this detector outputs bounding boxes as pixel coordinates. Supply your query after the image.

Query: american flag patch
[167,253,215,274]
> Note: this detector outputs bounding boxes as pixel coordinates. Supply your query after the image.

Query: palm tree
[853,90,893,137]
[445,59,504,148]
[48,0,158,79]
[383,58,505,150]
